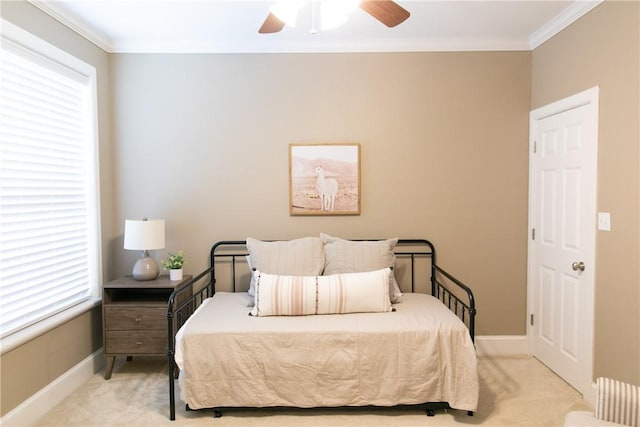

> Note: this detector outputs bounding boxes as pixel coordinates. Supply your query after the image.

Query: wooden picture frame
[289,143,361,216]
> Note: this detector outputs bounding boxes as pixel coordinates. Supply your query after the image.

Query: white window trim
[0,297,101,355]
[0,19,102,352]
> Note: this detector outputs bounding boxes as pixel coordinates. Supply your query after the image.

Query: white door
[528,87,599,397]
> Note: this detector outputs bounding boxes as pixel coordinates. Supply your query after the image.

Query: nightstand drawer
[104,307,165,331]
[105,330,167,354]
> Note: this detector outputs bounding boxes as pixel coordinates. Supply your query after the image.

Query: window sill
[0,297,102,355]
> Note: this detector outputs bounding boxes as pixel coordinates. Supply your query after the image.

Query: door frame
[527,86,599,399]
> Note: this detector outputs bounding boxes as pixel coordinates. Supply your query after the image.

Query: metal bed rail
[433,264,476,342]
[166,267,214,420]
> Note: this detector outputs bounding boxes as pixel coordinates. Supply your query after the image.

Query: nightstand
[102,275,192,379]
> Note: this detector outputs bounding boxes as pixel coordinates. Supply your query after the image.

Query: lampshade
[124,218,165,281]
[124,219,165,250]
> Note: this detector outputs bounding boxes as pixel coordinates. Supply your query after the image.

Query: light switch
[598,212,611,231]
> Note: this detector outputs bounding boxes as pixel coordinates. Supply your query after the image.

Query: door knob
[572,261,585,272]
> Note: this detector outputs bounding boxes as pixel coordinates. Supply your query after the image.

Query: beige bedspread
[175,292,478,412]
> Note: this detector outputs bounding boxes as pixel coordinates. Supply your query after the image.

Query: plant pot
[169,268,183,281]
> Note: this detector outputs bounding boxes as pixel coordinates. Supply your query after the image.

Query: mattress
[175,292,478,412]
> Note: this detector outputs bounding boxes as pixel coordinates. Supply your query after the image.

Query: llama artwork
[289,143,360,215]
[314,166,338,211]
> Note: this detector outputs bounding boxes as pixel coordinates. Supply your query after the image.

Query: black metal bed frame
[166,239,476,421]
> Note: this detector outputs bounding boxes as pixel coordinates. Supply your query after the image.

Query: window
[0,20,101,340]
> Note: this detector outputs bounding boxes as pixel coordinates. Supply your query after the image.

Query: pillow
[320,233,402,303]
[246,237,324,296]
[251,268,392,317]
[316,268,392,314]
[250,271,317,317]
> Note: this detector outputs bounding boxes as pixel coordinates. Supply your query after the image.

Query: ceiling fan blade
[259,12,286,33]
[359,0,410,28]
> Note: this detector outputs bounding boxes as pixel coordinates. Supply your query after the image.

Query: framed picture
[289,143,361,216]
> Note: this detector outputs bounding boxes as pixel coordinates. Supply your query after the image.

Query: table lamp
[124,218,165,280]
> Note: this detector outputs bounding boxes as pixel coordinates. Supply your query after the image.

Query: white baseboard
[1,348,104,427]
[475,335,530,356]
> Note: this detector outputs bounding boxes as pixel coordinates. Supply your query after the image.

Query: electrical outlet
[598,212,611,231]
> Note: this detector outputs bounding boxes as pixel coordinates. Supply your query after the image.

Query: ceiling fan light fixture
[320,10,347,31]
[334,0,363,15]
[320,0,360,31]
[320,0,361,31]
[271,0,305,27]
[259,0,409,34]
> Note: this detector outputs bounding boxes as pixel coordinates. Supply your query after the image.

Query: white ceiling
[29,0,603,53]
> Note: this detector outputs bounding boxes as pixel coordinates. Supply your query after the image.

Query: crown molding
[529,0,604,49]
[106,37,531,54]
[28,0,114,52]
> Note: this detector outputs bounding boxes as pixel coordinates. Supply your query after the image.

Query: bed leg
[468,411,474,416]
[214,410,223,418]
[426,409,435,416]
[169,367,175,420]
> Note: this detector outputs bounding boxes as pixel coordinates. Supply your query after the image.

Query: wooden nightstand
[102,275,192,379]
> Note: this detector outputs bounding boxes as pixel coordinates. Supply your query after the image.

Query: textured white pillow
[320,233,402,303]
[246,237,325,296]
[251,268,392,317]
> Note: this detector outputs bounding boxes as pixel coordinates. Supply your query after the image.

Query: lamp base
[132,256,160,281]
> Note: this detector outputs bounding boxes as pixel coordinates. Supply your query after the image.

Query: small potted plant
[161,250,185,281]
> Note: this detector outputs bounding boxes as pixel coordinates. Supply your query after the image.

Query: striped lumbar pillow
[251,268,392,317]
[250,271,317,316]
[316,268,392,315]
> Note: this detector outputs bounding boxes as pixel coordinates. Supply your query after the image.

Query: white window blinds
[0,27,100,339]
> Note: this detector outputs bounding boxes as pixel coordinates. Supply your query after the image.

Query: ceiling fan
[259,0,410,34]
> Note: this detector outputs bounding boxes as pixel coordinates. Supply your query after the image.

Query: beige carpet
[37,355,593,426]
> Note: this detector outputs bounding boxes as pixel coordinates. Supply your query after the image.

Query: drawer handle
[136,341,142,346]
[135,318,142,322]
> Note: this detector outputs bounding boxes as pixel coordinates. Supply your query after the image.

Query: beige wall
[110,51,532,337]
[0,1,114,417]
[532,0,640,384]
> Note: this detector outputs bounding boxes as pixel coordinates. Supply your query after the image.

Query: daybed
[166,235,478,420]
